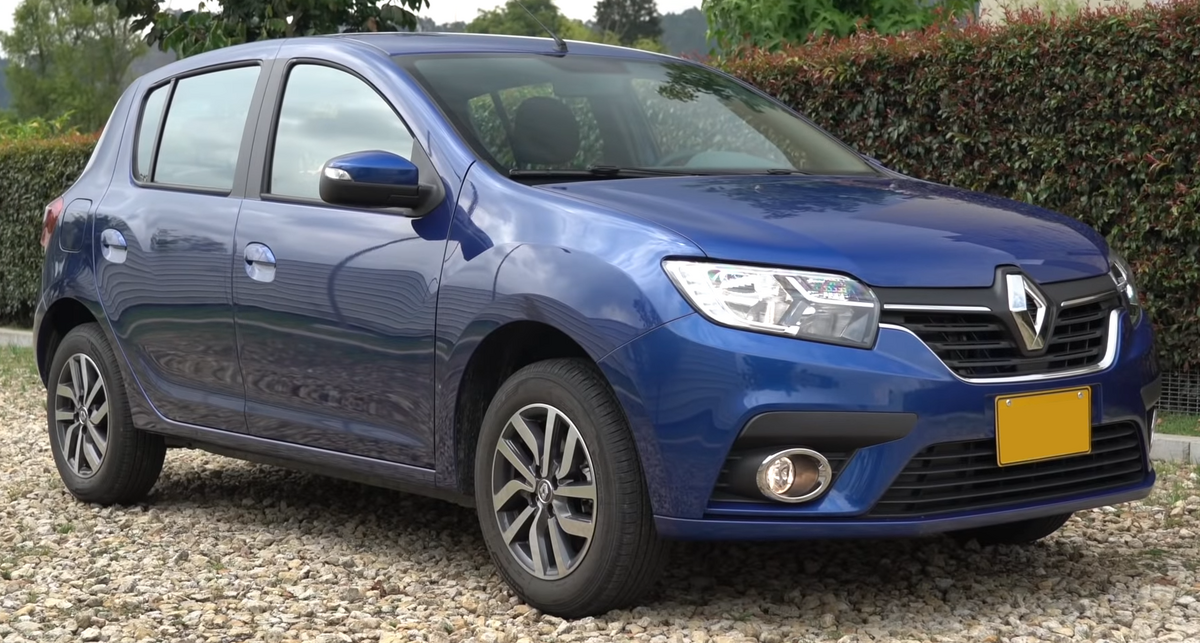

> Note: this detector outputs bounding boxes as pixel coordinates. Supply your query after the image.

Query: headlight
[1108,250,1142,327]
[662,259,881,348]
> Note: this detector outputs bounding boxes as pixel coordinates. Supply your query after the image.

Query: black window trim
[130,60,273,198]
[252,56,444,219]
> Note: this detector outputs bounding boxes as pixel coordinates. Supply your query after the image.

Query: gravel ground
[2,352,1200,643]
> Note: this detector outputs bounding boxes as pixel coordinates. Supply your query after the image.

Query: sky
[0,0,702,36]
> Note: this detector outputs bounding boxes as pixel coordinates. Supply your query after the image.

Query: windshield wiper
[509,165,700,178]
[508,165,814,179]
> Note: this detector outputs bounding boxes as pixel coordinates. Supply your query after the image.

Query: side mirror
[319,150,424,209]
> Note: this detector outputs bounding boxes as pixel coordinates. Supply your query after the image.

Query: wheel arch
[36,297,105,386]
[441,317,669,507]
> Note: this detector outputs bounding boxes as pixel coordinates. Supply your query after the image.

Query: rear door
[93,63,271,432]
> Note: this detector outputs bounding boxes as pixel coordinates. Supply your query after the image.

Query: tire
[46,323,166,505]
[474,358,668,618]
[950,512,1073,546]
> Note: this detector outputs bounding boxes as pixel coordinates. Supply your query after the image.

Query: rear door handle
[100,228,127,264]
[244,242,276,283]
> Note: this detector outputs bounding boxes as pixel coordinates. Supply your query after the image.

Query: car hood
[539,175,1111,288]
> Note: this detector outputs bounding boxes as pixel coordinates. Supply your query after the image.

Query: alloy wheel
[53,353,109,479]
[491,403,597,580]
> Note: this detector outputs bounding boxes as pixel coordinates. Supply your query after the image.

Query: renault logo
[1006,273,1049,351]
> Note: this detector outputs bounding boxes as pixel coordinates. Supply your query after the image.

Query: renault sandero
[34,31,1160,618]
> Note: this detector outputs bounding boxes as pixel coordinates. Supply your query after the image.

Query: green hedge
[719,2,1200,372]
[0,135,97,326]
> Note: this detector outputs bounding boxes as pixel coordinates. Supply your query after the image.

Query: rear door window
[137,65,260,191]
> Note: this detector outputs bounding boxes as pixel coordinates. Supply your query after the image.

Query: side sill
[152,424,475,509]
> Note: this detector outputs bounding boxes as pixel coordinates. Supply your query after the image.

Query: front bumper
[597,303,1159,541]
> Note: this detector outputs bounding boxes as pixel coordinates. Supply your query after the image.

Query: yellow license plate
[995,387,1092,466]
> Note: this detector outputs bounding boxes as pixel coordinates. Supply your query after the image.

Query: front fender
[431,168,705,498]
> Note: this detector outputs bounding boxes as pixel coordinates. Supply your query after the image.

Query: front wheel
[474,358,668,618]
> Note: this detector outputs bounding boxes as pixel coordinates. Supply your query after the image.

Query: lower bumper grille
[868,422,1146,518]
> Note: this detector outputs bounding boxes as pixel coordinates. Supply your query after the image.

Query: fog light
[755,448,832,503]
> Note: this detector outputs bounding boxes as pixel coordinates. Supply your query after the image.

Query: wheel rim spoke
[56,384,74,401]
[83,376,104,409]
[81,439,103,472]
[540,407,559,478]
[60,422,80,464]
[493,479,533,509]
[71,422,85,475]
[497,439,536,485]
[88,400,108,426]
[556,512,595,540]
[508,414,542,469]
[55,409,75,423]
[492,402,597,580]
[555,426,582,480]
[68,357,83,400]
[526,505,549,577]
[554,481,596,501]
[87,423,108,457]
[547,516,572,576]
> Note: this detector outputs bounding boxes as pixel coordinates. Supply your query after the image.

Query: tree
[593,0,661,46]
[0,59,10,109]
[0,0,146,131]
[467,0,589,39]
[91,0,430,57]
[701,0,978,52]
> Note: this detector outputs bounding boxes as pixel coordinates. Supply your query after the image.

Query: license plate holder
[995,387,1092,466]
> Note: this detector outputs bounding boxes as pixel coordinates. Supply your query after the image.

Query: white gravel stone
[2,366,1199,642]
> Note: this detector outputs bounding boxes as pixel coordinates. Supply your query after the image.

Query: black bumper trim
[735,411,918,451]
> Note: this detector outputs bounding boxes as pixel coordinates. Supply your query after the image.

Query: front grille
[710,451,853,503]
[881,293,1120,379]
[868,422,1146,518]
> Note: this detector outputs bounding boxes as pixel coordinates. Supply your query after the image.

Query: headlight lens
[662,260,881,348]
[1108,250,1142,326]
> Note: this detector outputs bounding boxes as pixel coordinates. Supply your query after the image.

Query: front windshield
[394,53,877,178]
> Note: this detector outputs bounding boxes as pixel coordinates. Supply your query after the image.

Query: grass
[0,345,39,395]
[1157,413,1200,438]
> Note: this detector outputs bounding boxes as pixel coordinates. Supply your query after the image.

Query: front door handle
[244,242,276,283]
[100,228,127,264]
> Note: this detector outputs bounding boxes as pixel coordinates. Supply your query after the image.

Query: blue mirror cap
[323,150,419,186]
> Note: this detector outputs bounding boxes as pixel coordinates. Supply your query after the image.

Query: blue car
[35,31,1159,617]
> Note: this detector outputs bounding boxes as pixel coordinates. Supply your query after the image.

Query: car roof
[329,31,677,60]
[134,31,684,89]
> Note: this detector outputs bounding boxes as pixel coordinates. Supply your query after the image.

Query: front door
[94,64,266,432]
[232,59,452,467]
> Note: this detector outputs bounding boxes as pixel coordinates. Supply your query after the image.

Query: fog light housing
[755,448,832,503]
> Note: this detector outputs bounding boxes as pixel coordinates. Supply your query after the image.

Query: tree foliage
[91,0,430,57]
[0,0,145,132]
[593,0,662,45]
[701,0,978,52]
[466,0,666,51]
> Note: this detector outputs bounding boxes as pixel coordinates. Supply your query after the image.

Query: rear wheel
[46,323,165,505]
[950,512,1073,546]
[474,358,667,618]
